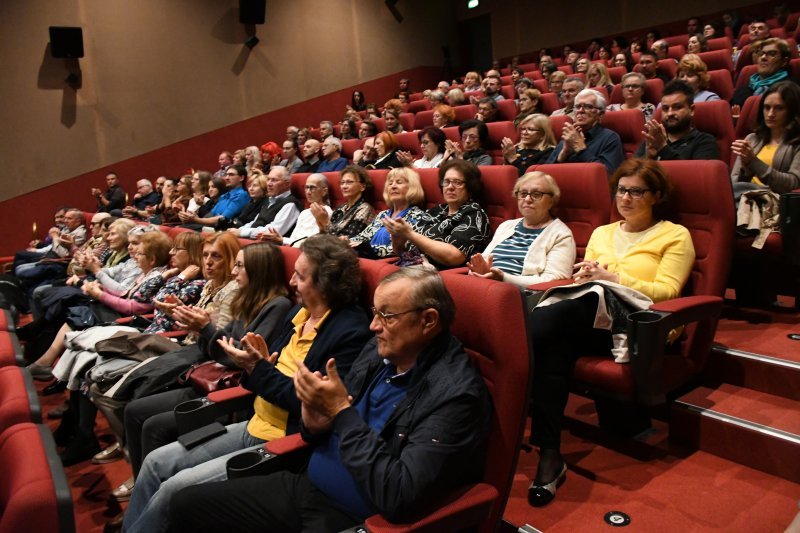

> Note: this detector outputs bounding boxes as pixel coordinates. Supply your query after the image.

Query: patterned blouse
[326,196,376,239]
[411,202,491,269]
[182,279,240,344]
[350,205,427,258]
[143,275,207,334]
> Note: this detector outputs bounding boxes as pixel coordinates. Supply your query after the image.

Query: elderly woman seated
[397,126,447,169]
[357,131,402,169]
[502,114,557,175]
[349,167,426,258]
[468,171,575,287]
[526,158,694,507]
[258,173,332,247]
[432,104,456,129]
[313,165,375,239]
[732,38,797,107]
[444,120,493,166]
[606,72,655,121]
[384,160,491,269]
[676,54,720,102]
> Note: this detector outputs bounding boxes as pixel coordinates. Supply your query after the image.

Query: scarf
[105,249,129,268]
[749,70,788,95]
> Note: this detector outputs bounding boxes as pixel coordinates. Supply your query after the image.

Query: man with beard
[635,80,720,161]
[546,89,625,174]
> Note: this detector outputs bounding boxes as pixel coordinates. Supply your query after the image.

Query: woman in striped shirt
[468,171,575,288]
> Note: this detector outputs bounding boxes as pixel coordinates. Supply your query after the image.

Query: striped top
[491,221,543,276]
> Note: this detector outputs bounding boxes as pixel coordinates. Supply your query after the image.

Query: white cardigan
[481,217,576,288]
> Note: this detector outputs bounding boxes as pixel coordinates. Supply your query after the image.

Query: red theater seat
[735,95,761,140]
[548,114,571,142]
[414,110,434,130]
[341,138,363,161]
[526,163,611,260]
[601,108,645,158]
[707,69,734,101]
[0,366,41,433]
[496,99,518,122]
[0,423,75,533]
[406,100,430,114]
[0,331,23,367]
[698,50,735,73]
[454,104,479,124]
[476,165,519,232]
[394,132,422,158]
[486,122,518,164]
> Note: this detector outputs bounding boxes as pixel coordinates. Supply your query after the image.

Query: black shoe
[59,434,101,467]
[47,401,70,420]
[15,318,45,341]
[528,461,567,507]
[42,379,67,396]
[53,412,76,447]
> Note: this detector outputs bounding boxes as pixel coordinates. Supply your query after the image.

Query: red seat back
[501,85,516,100]
[406,100,430,114]
[707,37,733,51]
[413,168,445,210]
[657,59,678,79]
[539,92,561,115]
[735,94,762,140]
[527,163,611,260]
[697,50,734,73]
[399,113,415,133]
[454,104,478,124]
[414,110,434,130]
[394,132,422,158]
[485,122,517,164]
[735,64,758,89]
[496,99,518,122]
[707,69,734,101]
[607,66,626,84]
[548,114,571,142]
[341,138,363,161]
[477,165,520,232]
[0,366,40,432]
[442,274,530,532]
[601,108,645,158]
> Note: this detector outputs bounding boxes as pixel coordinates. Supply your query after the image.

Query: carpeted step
[705,344,800,401]
[671,384,800,483]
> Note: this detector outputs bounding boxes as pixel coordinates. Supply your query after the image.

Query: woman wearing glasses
[397,126,447,169]
[606,72,655,121]
[468,171,575,287]
[313,166,375,239]
[526,158,694,507]
[384,160,490,269]
[502,114,557,176]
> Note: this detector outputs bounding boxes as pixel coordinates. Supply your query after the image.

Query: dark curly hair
[439,159,483,201]
[300,234,361,310]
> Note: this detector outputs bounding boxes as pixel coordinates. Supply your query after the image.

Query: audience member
[432,104,456,128]
[731,38,797,107]
[428,90,446,107]
[447,87,466,106]
[587,63,614,94]
[298,139,322,173]
[349,167,426,258]
[261,173,332,247]
[731,81,800,194]
[121,179,160,219]
[573,57,590,75]
[319,121,334,140]
[278,139,303,175]
[503,114,557,175]
[213,152,233,179]
[527,158,694,506]
[339,118,357,140]
[636,80,720,161]
[613,52,634,72]
[607,72,656,121]
[382,105,405,134]
[444,120,492,166]
[187,171,211,214]
[463,71,482,92]
[476,97,499,123]
[285,126,299,142]
[397,126,446,169]
[244,146,263,174]
[639,50,671,84]
[349,89,366,112]
[675,54,720,102]
[481,75,505,102]
[181,165,249,230]
[358,120,377,140]
[549,71,567,96]
[687,33,708,54]
[514,88,541,127]
[92,173,126,214]
[358,131,402,170]
[296,128,310,147]
[547,89,625,174]
[552,77,585,117]
[226,173,267,231]
[469,171,575,287]
[313,165,375,239]
[318,137,348,172]
[237,167,302,240]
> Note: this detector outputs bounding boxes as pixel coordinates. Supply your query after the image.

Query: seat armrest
[174,385,254,435]
[226,433,311,480]
[362,483,498,533]
[114,313,155,325]
[157,330,187,339]
[628,295,723,405]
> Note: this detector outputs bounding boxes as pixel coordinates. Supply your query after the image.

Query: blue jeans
[122,421,265,533]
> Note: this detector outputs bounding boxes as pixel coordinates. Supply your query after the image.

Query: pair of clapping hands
[216,331,351,434]
[467,254,618,284]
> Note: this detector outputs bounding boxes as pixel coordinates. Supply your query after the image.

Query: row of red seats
[0,329,74,532]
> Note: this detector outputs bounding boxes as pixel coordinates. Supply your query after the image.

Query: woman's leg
[124,388,199,478]
[529,293,611,481]
[31,322,72,368]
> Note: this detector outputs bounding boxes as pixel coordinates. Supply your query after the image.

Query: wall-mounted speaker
[239,0,266,24]
[49,26,84,58]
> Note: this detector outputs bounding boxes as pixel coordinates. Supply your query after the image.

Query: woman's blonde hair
[588,62,613,87]
[519,114,557,150]
[383,167,425,207]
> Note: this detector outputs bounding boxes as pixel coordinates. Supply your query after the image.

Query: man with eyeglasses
[546,89,625,174]
[170,267,491,533]
[635,80,719,161]
[731,38,798,107]
[233,166,301,240]
[317,137,348,172]
[551,77,584,117]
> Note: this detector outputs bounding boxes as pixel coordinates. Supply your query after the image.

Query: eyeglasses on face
[371,307,421,325]
[440,179,466,188]
[514,190,553,201]
[615,186,651,198]
[573,103,599,112]
[622,84,643,90]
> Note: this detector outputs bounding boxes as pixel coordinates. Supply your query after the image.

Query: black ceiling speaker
[49,26,84,58]
[240,0,266,24]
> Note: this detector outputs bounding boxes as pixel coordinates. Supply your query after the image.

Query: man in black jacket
[170,268,492,532]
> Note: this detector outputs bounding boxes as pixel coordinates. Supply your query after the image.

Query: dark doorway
[457,14,492,76]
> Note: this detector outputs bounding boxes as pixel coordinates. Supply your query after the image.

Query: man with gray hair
[319,121,334,140]
[122,179,160,219]
[428,90,446,107]
[317,137,347,172]
[232,165,302,239]
[551,77,585,117]
[170,267,492,532]
[547,89,624,174]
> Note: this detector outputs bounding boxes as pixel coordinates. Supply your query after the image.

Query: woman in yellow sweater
[527,158,695,507]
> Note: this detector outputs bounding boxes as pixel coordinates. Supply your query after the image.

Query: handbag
[179,360,242,395]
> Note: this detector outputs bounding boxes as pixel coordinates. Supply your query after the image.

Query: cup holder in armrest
[226,448,277,480]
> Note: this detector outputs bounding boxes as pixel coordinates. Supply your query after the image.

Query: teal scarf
[749,70,789,95]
